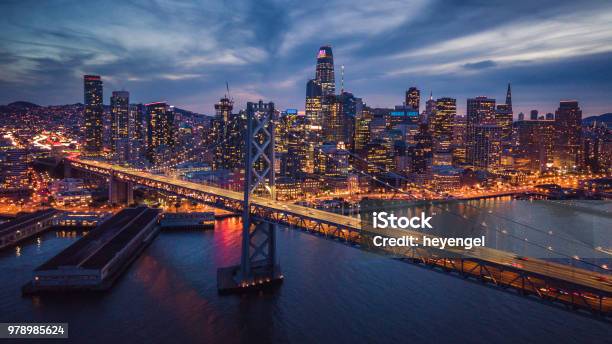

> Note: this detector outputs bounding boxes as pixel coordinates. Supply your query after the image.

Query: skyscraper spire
[505,82,512,112]
[340,65,344,94]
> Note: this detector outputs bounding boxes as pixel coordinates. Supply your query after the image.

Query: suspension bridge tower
[217,100,283,293]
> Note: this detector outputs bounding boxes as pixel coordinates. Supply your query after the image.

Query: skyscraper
[423,92,436,124]
[315,45,335,96]
[321,95,344,144]
[431,97,456,166]
[145,102,175,164]
[431,97,456,146]
[212,95,245,171]
[110,91,130,158]
[405,87,420,112]
[554,100,582,170]
[305,79,323,128]
[505,83,512,113]
[466,97,499,169]
[495,83,513,145]
[83,75,103,155]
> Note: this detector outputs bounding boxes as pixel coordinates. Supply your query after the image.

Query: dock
[23,206,160,294]
[159,212,215,230]
[0,209,59,250]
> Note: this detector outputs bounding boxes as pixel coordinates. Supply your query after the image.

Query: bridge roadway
[68,158,611,314]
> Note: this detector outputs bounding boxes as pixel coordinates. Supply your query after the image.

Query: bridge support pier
[108,176,134,205]
[63,163,72,178]
[218,101,282,293]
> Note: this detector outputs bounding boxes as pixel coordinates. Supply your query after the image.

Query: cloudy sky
[1,0,611,116]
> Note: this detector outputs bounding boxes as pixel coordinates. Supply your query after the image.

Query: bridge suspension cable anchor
[217,100,283,293]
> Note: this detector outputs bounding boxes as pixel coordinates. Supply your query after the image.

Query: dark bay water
[0,214,610,343]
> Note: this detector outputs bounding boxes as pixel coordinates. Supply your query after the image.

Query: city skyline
[1,0,612,116]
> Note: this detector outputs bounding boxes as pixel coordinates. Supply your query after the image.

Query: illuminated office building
[364,140,394,174]
[495,83,513,145]
[110,91,130,158]
[212,96,245,170]
[472,124,502,170]
[339,91,362,152]
[515,119,555,172]
[583,123,611,173]
[321,95,344,143]
[146,102,175,164]
[423,92,436,124]
[554,100,583,170]
[354,107,372,152]
[0,147,29,188]
[408,124,433,178]
[387,106,419,128]
[405,87,420,112]
[315,45,335,96]
[452,115,467,165]
[83,75,103,155]
[466,96,496,168]
[305,79,323,128]
[128,103,146,165]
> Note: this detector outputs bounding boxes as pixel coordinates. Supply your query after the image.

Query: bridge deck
[68,158,612,311]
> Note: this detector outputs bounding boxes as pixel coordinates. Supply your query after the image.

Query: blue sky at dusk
[1,0,611,116]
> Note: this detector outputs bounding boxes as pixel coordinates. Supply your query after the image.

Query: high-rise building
[408,124,433,180]
[530,110,539,121]
[315,45,335,96]
[305,79,323,128]
[472,124,502,170]
[431,97,456,147]
[405,87,420,112]
[495,83,513,145]
[339,91,362,152]
[83,75,103,155]
[110,91,130,158]
[466,96,497,169]
[128,103,146,165]
[321,95,344,144]
[354,107,372,152]
[505,83,512,113]
[423,92,436,124]
[0,146,29,188]
[212,96,245,171]
[554,100,582,170]
[145,102,175,164]
[452,115,467,165]
[515,119,555,171]
[583,122,610,173]
[430,97,456,166]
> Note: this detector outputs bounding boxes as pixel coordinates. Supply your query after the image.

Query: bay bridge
[64,102,611,316]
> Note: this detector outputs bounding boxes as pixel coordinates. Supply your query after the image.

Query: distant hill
[6,101,40,109]
[583,113,612,126]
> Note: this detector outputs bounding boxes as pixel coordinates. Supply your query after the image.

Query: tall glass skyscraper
[315,45,335,96]
[83,75,103,155]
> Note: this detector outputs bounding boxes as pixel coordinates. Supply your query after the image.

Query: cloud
[463,60,496,70]
[0,0,611,116]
